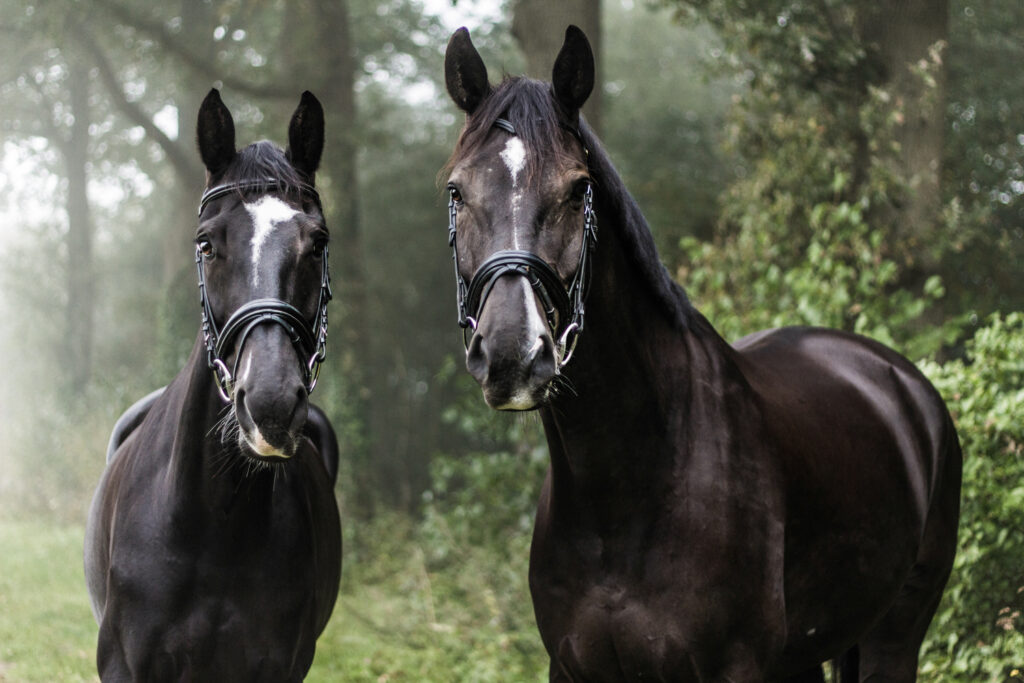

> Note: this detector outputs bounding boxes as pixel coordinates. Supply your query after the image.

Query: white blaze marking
[244,196,299,288]
[500,137,527,249]
[239,353,253,384]
[523,295,548,351]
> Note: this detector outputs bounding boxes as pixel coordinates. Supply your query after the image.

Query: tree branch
[26,78,70,155]
[72,29,201,181]
[90,0,298,100]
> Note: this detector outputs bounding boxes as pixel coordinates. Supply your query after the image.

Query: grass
[0,521,98,682]
[0,518,546,682]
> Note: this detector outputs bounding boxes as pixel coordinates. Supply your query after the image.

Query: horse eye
[197,239,214,258]
[449,186,463,204]
[313,239,327,258]
[570,180,589,206]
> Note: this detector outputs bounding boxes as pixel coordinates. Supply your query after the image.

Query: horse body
[530,276,959,679]
[87,343,340,681]
[85,90,341,681]
[443,26,960,681]
[737,327,960,676]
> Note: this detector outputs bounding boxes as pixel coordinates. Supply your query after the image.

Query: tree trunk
[861,0,948,269]
[155,0,218,375]
[308,0,379,512]
[512,0,603,134]
[64,59,95,394]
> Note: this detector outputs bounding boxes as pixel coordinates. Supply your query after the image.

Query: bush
[919,313,1024,681]
[416,413,549,681]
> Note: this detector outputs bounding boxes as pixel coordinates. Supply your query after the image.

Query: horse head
[194,89,330,460]
[444,26,596,410]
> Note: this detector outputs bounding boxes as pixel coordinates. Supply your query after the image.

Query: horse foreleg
[778,664,826,683]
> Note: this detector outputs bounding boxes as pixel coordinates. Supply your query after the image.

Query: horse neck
[159,335,264,514]
[542,199,745,493]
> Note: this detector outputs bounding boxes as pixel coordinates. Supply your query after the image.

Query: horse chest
[96,477,331,680]
[104,545,318,680]
[531,490,786,680]
[539,579,699,681]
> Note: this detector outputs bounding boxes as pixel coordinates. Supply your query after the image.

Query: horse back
[735,325,957,530]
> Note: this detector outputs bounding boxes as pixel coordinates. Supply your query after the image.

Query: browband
[198,178,323,217]
[493,117,588,158]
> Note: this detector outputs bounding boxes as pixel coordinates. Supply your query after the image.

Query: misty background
[0,0,1022,680]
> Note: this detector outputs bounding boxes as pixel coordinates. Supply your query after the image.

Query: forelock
[444,77,583,185]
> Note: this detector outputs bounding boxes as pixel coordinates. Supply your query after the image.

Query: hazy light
[153,105,178,140]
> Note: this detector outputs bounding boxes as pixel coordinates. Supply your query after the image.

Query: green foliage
[918,314,1024,682]
[668,0,961,356]
[680,75,959,356]
[942,0,1024,314]
[405,359,550,678]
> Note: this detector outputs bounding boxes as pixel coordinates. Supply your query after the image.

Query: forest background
[0,0,1021,680]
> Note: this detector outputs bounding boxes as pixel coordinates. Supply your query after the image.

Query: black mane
[447,76,693,331]
[575,115,694,331]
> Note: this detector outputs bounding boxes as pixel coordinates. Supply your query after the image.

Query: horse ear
[287,91,325,181]
[551,25,594,117]
[445,27,490,114]
[196,89,236,176]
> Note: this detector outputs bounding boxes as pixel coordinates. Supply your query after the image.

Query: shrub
[919,313,1024,681]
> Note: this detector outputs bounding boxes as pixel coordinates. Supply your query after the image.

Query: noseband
[447,118,598,367]
[196,179,332,403]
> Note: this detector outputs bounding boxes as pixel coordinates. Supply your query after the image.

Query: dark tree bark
[860,0,948,269]
[307,0,378,512]
[512,0,603,134]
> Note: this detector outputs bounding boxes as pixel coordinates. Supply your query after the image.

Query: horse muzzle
[466,275,559,410]
[230,325,310,458]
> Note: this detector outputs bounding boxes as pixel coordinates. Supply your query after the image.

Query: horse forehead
[499,137,527,186]
[244,195,300,286]
[244,195,299,246]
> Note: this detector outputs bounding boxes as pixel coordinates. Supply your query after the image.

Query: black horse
[443,27,961,682]
[85,90,341,682]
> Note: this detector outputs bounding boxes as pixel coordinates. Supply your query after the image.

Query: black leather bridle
[196,179,332,403]
[447,118,598,367]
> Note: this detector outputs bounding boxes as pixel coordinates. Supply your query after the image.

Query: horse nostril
[527,334,557,383]
[288,387,309,436]
[466,331,489,383]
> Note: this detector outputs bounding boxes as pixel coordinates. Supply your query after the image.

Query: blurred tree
[859,0,948,268]
[0,5,103,395]
[667,0,1023,343]
[669,0,949,253]
[512,0,602,133]
[661,0,962,356]
[63,58,96,394]
[942,0,1024,315]
[600,1,734,265]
